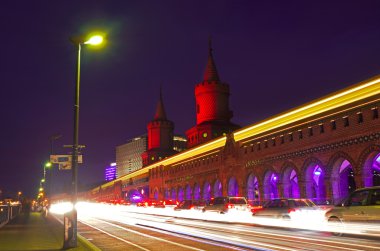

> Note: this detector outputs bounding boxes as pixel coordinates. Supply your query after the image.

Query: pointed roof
[203,37,220,82]
[154,86,167,120]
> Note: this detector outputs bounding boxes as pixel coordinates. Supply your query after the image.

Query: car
[202,196,249,214]
[251,198,317,219]
[154,199,179,208]
[325,186,380,235]
[174,200,206,210]
[136,199,155,207]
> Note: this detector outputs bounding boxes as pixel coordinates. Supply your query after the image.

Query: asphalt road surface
[75,208,380,251]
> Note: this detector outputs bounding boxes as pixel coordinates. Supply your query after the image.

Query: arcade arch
[171,187,176,200]
[247,173,260,202]
[213,179,222,197]
[263,170,278,199]
[331,156,356,202]
[185,184,192,200]
[203,181,211,202]
[193,183,201,200]
[363,150,380,187]
[282,167,300,198]
[178,187,184,201]
[304,161,326,203]
[153,187,159,200]
[228,177,239,196]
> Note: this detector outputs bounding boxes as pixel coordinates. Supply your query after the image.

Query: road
[68,203,380,251]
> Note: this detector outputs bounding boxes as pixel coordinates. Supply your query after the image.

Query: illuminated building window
[289,133,293,142]
[331,120,336,130]
[343,116,349,127]
[298,130,303,139]
[280,135,284,144]
[307,127,313,136]
[319,124,324,133]
[357,112,363,123]
[372,107,379,119]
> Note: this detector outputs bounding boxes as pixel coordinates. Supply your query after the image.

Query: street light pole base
[62,209,77,249]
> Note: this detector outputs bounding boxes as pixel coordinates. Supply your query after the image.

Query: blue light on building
[105,162,117,181]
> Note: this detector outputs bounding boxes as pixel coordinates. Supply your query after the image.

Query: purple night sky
[1,1,380,198]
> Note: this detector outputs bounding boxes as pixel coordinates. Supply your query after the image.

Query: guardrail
[0,204,22,228]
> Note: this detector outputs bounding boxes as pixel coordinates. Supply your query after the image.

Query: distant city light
[105,163,117,181]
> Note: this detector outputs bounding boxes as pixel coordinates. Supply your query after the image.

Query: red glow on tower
[186,39,239,148]
[142,88,175,166]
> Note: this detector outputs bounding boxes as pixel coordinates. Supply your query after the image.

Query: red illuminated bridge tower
[186,40,240,148]
[142,89,175,166]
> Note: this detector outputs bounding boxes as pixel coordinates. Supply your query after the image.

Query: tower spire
[203,36,220,81]
[154,85,167,120]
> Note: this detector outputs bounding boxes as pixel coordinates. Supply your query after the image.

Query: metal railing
[0,204,22,228]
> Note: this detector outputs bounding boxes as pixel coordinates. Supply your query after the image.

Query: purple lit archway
[203,181,211,202]
[213,179,222,197]
[228,177,239,196]
[153,187,159,200]
[331,158,356,202]
[247,174,260,202]
[363,152,380,187]
[164,188,170,199]
[193,183,201,200]
[178,187,184,201]
[263,171,278,199]
[305,163,326,203]
[127,189,142,203]
[283,168,300,198]
[185,184,192,200]
[171,187,176,200]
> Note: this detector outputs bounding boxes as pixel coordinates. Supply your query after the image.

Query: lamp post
[43,162,52,180]
[64,34,104,249]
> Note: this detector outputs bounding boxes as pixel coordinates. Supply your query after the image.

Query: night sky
[2,1,380,198]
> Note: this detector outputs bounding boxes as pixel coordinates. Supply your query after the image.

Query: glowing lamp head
[41,178,45,183]
[45,162,52,168]
[84,35,103,45]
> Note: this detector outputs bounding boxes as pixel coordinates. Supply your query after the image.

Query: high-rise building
[116,133,186,177]
[116,135,147,177]
[104,162,117,181]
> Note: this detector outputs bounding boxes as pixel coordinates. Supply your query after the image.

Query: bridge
[85,74,380,205]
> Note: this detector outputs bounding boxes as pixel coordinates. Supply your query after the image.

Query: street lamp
[44,162,52,180]
[64,33,104,249]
